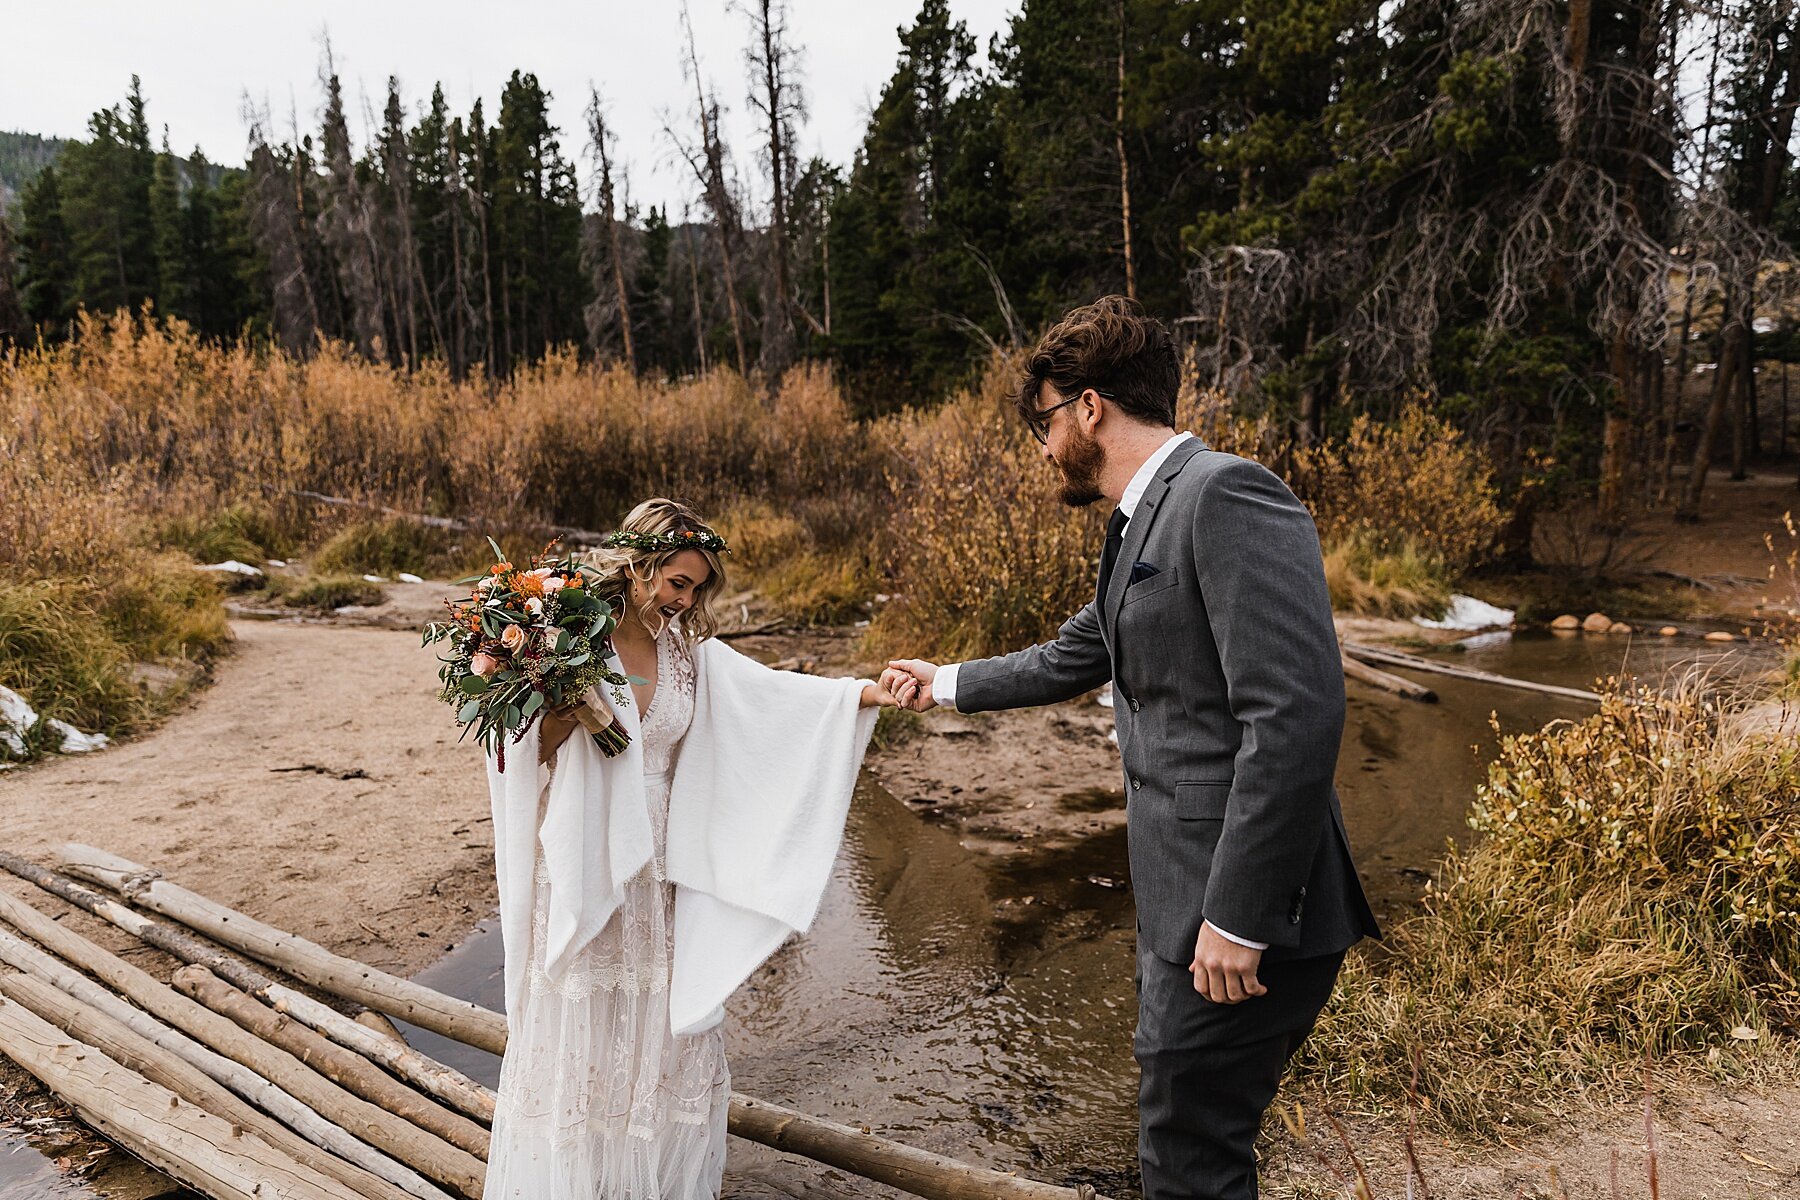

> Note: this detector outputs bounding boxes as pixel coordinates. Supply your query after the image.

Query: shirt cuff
[931,662,961,712]
[1204,921,1269,951]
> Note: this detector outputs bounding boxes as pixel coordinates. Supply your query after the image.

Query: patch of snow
[1753,316,1778,334]
[45,719,107,753]
[198,560,264,576]
[266,558,287,568]
[0,685,108,758]
[398,572,425,584]
[1414,594,1516,631]
[362,574,386,583]
[1,685,37,756]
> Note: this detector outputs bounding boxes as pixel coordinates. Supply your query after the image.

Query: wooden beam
[173,964,490,1160]
[0,993,354,1200]
[0,968,423,1200]
[52,843,505,1055]
[0,894,456,1200]
[0,868,487,1199]
[45,848,1111,1200]
[1341,654,1438,702]
[1341,642,1604,703]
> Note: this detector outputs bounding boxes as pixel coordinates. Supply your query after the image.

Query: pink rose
[470,652,500,677]
[542,575,566,593]
[500,624,529,652]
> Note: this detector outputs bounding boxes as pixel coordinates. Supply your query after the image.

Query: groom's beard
[1052,425,1106,508]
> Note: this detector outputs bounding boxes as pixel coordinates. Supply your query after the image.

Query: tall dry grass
[1295,682,1800,1132]
[866,359,1106,660]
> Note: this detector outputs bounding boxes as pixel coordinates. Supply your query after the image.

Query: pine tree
[150,129,191,319]
[15,163,74,333]
[59,77,158,313]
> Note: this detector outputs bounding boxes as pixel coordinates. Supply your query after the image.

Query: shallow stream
[1,630,1775,1198]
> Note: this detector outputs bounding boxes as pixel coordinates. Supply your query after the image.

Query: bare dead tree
[742,0,805,374]
[584,88,637,369]
[242,98,320,356]
[673,2,750,377]
[314,50,386,360]
[1116,0,1137,302]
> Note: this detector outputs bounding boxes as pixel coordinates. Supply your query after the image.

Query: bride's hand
[537,704,583,763]
[859,680,906,709]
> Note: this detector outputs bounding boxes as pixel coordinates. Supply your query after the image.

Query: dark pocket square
[1128,561,1160,585]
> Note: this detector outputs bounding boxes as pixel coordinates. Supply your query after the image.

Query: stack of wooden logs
[0,842,1100,1200]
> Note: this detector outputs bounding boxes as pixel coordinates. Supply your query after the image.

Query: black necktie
[1096,507,1129,603]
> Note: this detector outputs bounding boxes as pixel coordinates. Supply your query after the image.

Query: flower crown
[601,527,731,556]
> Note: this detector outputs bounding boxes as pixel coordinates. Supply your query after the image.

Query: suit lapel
[1104,437,1207,647]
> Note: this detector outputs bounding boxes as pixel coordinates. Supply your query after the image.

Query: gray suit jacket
[956,438,1379,964]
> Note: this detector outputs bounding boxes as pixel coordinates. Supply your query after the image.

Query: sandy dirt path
[0,617,495,977]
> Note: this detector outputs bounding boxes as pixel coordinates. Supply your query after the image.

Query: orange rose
[500,624,528,652]
[470,652,500,677]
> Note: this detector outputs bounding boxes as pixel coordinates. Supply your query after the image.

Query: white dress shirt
[925,431,1269,954]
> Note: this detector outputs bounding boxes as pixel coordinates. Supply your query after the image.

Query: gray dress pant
[1134,946,1345,1200]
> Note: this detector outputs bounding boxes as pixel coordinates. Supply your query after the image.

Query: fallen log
[1341,642,1603,702]
[356,1009,408,1043]
[42,848,1111,1200]
[51,843,505,1055]
[0,863,487,1199]
[0,900,458,1200]
[0,993,353,1200]
[0,967,424,1200]
[54,845,499,1122]
[731,1094,1097,1200]
[173,964,491,1160]
[1341,654,1437,702]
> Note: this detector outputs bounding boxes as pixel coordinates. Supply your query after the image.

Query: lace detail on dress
[487,625,727,1199]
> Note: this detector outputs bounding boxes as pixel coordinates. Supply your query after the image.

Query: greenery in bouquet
[423,539,633,769]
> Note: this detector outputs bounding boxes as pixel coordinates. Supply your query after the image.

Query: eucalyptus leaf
[458,699,481,723]
[520,692,544,719]
[459,675,490,695]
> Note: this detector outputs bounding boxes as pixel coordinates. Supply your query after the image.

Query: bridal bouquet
[424,540,633,770]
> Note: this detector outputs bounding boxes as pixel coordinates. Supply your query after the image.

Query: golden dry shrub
[867,360,1106,660]
[1291,404,1503,576]
[1299,684,1800,1130]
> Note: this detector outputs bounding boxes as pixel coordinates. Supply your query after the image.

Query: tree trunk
[0,917,451,1200]
[1115,0,1136,301]
[172,965,490,1160]
[0,968,425,1200]
[0,996,354,1200]
[1678,318,1742,520]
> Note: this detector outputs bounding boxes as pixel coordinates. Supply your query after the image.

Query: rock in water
[1550,614,1581,630]
[1581,612,1614,633]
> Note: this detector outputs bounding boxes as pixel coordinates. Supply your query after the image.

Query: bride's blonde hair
[582,498,728,642]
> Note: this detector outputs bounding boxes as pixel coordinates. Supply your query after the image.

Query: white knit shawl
[487,637,877,1038]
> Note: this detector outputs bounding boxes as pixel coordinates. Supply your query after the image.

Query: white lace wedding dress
[485,627,731,1199]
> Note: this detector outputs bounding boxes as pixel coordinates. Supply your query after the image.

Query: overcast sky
[5,0,1019,212]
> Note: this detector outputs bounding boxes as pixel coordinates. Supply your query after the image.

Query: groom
[882,296,1379,1200]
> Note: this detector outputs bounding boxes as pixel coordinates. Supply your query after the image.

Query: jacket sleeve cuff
[1203,920,1269,951]
[931,662,962,712]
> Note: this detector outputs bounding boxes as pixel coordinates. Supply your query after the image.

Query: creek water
[1,630,1775,1198]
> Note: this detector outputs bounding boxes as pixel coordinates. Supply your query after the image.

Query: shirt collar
[1118,431,1195,521]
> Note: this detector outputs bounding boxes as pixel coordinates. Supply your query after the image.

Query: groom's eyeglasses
[1027,388,1112,444]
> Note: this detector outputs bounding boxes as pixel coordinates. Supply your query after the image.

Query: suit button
[1131,777,1142,791]
[1128,697,1141,712]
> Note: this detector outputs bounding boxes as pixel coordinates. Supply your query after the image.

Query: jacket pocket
[1174,780,1230,820]
[1120,569,1179,607]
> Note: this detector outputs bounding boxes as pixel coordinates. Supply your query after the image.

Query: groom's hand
[881,660,939,712]
[1190,923,1267,1004]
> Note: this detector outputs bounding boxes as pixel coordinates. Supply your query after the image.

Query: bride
[482,497,903,1199]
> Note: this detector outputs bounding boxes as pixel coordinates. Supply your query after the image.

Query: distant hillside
[0,131,69,213]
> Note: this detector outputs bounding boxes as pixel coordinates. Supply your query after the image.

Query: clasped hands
[879,660,939,712]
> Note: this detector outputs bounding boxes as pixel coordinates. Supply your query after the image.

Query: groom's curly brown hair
[1015,295,1179,430]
